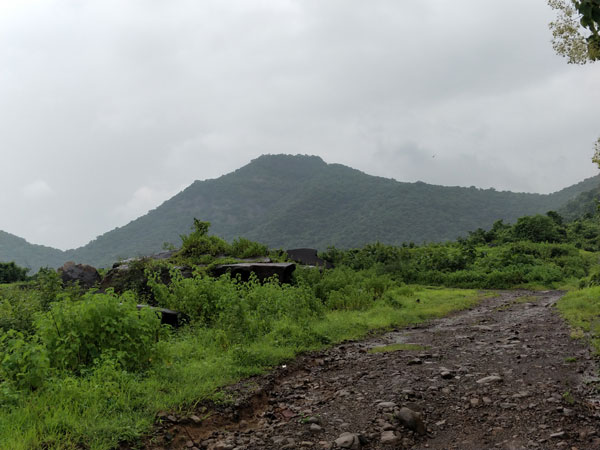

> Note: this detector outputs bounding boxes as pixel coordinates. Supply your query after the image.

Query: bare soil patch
[139,290,600,449]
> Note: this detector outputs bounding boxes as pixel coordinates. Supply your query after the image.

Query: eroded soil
[140,290,600,449]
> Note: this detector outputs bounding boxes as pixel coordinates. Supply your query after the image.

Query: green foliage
[549,0,600,63]
[148,270,239,326]
[322,221,597,289]
[0,262,29,284]
[178,219,230,259]
[149,271,323,342]
[0,331,49,392]
[33,267,64,309]
[229,237,268,258]
[0,286,44,334]
[558,287,600,353]
[36,292,162,373]
[512,214,563,242]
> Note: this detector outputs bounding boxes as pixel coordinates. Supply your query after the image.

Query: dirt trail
[145,291,600,449]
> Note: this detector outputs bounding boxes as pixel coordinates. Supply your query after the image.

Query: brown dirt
[137,290,600,449]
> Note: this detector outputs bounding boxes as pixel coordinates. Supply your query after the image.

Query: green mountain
[0,230,67,273]
[2,154,599,271]
[558,185,600,220]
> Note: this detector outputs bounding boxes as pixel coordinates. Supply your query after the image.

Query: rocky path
[146,291,600,449]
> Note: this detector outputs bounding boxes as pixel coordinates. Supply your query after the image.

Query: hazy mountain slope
[0,230,66,272]
[558,184,600,220]
[2,154,599,270]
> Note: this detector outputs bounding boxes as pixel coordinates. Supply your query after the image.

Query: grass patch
[368,343,429,354]
[557,286,600,354]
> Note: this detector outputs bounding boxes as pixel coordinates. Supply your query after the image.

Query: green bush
[0,262,29,284]
[36,292,162,373]
[0,330,49,391]
[0,286,44,334]
[229,237,268,258]
[178,219,230,259]
[149,270,239,326]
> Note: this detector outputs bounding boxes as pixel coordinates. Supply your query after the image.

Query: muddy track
[141,290,600,449]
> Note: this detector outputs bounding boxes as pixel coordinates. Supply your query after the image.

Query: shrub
[0,286,44,334]
[0,262,29,284]
[149,270,239,326]
[512,215,562,243]
[178,219,230,259]
[229,237,268,258]
[36,292,162,373]
[0,330,49,391]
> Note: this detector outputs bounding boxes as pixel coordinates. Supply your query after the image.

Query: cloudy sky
[1,0,599,250]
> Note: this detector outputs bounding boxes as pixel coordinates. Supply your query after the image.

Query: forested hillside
[0,231,66,272]
[1,154,599,270]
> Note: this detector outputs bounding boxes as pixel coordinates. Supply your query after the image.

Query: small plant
[564,356,577,363]
[562,390,575,405]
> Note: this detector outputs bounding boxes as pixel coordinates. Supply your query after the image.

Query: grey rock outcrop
[58,261,101,289]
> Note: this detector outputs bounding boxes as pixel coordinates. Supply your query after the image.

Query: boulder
[58,262,101,289]
[286,248,332,268]
[211,262,296,283]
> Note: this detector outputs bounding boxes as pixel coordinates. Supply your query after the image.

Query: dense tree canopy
[0,261,29,283]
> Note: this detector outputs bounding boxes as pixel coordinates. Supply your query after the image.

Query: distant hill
[558,185,600,220]
[0,230,67,273]
[2,154,599,271]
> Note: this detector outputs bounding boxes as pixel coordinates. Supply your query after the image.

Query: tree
[0,261,29,284]
[549,1,600,169]
[548,0,600,63]
[512,215,562,243]
[592,137,600,167]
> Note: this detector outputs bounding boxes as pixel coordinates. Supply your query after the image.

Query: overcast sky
[1,0,599,250]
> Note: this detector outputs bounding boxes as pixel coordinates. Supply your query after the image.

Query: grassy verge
[0,285,483,450]
[556,286,600,354]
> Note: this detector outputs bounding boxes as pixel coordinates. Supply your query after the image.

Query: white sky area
[1,0,600,250]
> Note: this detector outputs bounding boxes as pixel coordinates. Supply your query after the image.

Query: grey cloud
[0,0,599,249]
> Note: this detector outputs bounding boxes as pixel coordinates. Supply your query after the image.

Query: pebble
[476,375,503,384]
[380,430,400,444]
[377,401,397,409]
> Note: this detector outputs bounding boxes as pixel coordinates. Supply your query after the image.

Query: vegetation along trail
[145,290,600,449]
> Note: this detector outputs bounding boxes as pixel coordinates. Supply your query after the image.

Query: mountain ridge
[2,154,599,271]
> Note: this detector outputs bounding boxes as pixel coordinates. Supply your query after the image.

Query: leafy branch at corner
[549,0,600,63]
[548,1,600,166]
